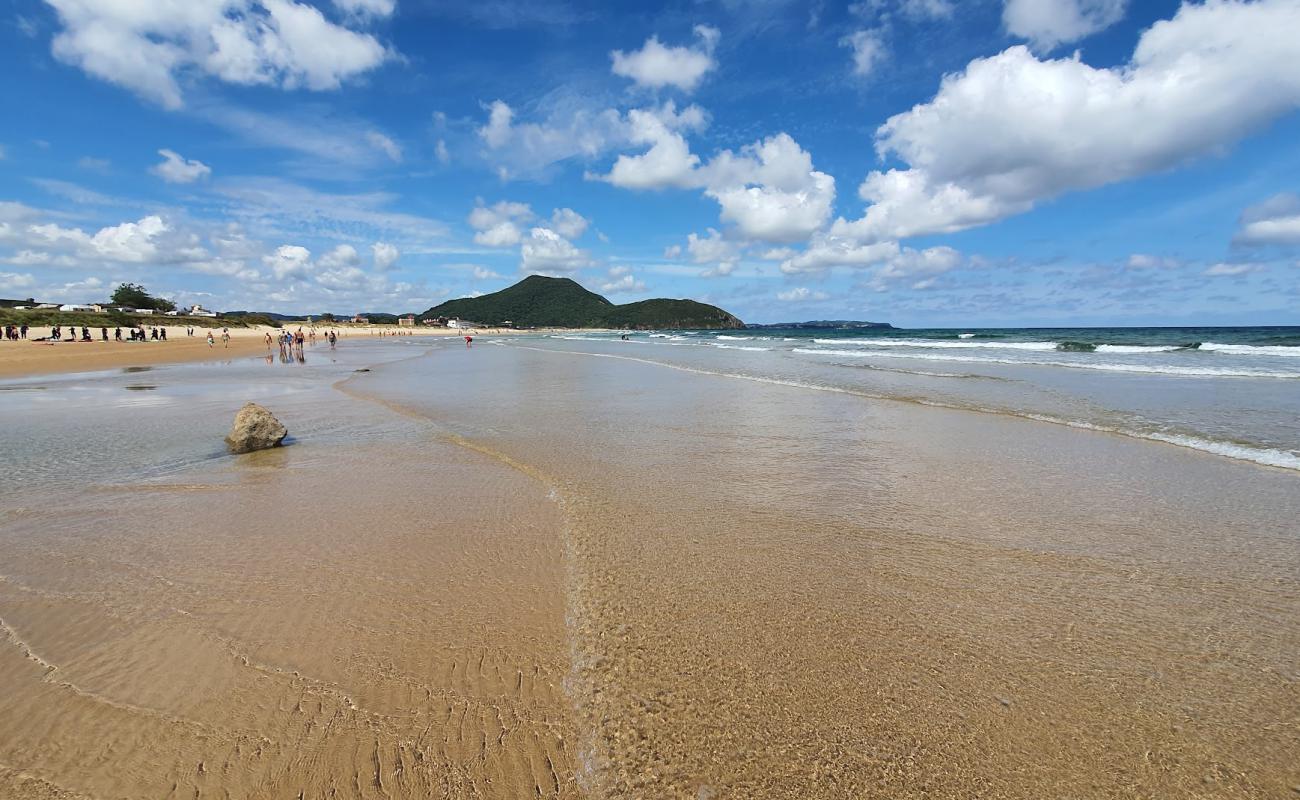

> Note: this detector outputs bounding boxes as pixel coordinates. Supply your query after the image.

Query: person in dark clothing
[101,327,108,341]
[114,327,122,341]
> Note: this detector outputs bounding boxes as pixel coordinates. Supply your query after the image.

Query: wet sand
[1,339,1298,798]
[0,355,580,798]
[357,341,1300,798]
[0,325,516,379]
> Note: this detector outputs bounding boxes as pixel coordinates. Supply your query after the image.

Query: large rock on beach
[225,403,288,454]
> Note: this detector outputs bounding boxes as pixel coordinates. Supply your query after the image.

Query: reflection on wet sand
[0,381,580,798]
[357,342,1300,799]
[1,339,1297,799]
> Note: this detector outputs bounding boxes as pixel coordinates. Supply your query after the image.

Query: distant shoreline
[0,324,597,379]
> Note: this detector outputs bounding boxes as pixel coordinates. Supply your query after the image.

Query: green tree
[320,312,335,322]
[110,283,176,312]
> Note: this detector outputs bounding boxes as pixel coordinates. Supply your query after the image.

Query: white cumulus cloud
[835,0,1300,244]
[840,29,887,79]
[1234,193,1300,246]
[701,133,836,243]
[1003,0,1127,52]
[151,149,212,183]
[610,25,719,92]
[593,103,707,190]
[865,245,963,291]
[468,200,535,247]
[318,243,360,269]
[332,0,395,17]
[519,227,591,274]
[777,287,829,302]
[599,266,646,294]
[263,244,313,281]
[550,208,589,239]
[45,0,390,108]
[780,236,900,275]
[372,241,399,270]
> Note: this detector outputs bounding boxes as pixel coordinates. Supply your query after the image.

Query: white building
[188,304,218,318]
[59,304,101,312]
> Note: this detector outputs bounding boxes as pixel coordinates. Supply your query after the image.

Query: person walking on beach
[206,331,215,347]
[114,327,122,341]
[159,327,167,341]
[221,328,230,348]
[101,327,108,341]
[20,324,27,339]
[265,331,272,349]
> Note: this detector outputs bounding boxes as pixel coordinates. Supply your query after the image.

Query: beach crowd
[10,325,210,343]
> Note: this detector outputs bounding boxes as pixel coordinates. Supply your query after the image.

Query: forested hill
[421,276,744,330]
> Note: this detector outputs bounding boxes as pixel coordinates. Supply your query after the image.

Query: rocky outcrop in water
[225,403,287,454]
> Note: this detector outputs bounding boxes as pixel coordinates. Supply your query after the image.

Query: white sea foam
[1200,342,1300,356]
[514,342,1300,472]
[811,338,1059,351]
[793,348,1300,378]
[1095,345,1184,353]
[716,335,753,340]
[958,333,975,339]
[712,344,770,351]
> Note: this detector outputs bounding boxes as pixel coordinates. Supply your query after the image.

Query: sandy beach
[0,324,518,379]
[0,335,1297,799]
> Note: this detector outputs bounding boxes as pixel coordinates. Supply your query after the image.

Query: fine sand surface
[0,346,580,799]
[0,324,519,379]
[1,337,1297,799]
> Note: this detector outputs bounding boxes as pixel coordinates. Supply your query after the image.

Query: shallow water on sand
[0,340,580,799]
[352,339,1300,799]
[1,337,1298,799]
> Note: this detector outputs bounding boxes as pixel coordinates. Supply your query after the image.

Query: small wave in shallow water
[793,348,1300,379]
[521,344,1300,471]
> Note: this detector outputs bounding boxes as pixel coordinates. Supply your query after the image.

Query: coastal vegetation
[110,282,176,313]
[0,307,269,329]
[421,275,744,329]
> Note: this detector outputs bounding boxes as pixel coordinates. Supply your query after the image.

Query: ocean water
[542,326,1300,471]
[349,338,1300,796]
[2,333,1298,796]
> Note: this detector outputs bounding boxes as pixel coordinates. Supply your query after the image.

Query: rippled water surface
[2,335,1298,799]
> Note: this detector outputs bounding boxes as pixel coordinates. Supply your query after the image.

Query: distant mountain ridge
[420,276,744,330]
[746,320,893,329]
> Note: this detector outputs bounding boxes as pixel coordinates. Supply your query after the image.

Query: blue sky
[1,0,1298,326]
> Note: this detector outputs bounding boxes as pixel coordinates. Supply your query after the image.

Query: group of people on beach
[32,325,166,342]
[265,327,337,353]
[10,324,217,343]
